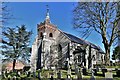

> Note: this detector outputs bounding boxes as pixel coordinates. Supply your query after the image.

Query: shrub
[23,66,30,72]
[116,69,120,77]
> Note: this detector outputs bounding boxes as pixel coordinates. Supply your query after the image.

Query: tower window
[40,32,43,38]
[49,33,53,37]
[78,55,81,62]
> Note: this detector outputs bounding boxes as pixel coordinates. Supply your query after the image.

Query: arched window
[49,33,53,37]
[104,55,105,61]
[58,44,62,68]
[58,44,62,52]
[40,32,43,38]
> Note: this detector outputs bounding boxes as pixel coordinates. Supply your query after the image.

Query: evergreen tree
[1,25,32,71]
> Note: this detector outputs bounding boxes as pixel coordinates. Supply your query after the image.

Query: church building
[30,7,105,72]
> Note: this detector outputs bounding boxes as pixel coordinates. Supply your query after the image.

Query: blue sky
[5,2,108,56]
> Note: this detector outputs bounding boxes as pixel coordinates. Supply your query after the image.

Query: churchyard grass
[106,66,120,68]
[114,77,120,80]
[1,68,120,80]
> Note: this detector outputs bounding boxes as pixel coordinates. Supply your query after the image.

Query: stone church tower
[30,7,60,71]
[37,7,58,69]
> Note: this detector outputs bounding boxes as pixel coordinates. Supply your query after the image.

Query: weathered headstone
[92,68,97,75]
[8,77,11,80]
[33,71,36,78]
[76,68,82,80]
[5,70,8,77]
[90,69,95,80]
[96,66,99,72]
[27,71,31,77]
[0,75,1,80]
[66,74,71,80]
[49,72,54,78]
[105,72,113,79]
[90,76,95,80]
[18,72,21,77]
[102,68,107,77]
[2,71,6,79]
[50,75,54,80]
[116,69,120,77]
[57,71,61,79]
[75,66,78,74]
[82,67,87,75]
[13,76,16,80]
[91,70,94,76]
[8,75,11,80]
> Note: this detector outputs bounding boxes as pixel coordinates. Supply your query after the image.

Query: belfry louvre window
[49,33,53,37]
[40,32,43,38]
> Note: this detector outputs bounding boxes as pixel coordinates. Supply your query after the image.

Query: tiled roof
[63,32,104,53]
[5,61,25,71]
[63,32,88,45]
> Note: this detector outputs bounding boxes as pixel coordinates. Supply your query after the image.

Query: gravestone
[18,72,21,76]
[75,65,78,74]
[8,75,11,80]
[5,70,8,77]
[102,68,107,77]
[27,71,31,77]
[13,76,16,80]
[116,69,120,76]
[82,67,87,75]
[76,68,82,80]
[50,75,54,80]
[57,71,61,79]
[105,72,113,80]
[90,70,95,80]
[96,66,99,72]
[2,71,6,79]
[91,70,94,76]
[66,75,70,80]
[38,72,41,79]
[49,72,54,78]
[37,69,41,80]
[92,68,97,75]
[0,75,1,80]
[33,71,36,78]
[8,77,10,80]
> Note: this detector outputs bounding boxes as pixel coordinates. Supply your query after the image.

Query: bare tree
[0,2,13,25]
[73,2,120,65]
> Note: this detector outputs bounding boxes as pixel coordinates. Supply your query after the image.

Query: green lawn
[1,69,120,80]
[106,66,120,68]
[114,77,120,80]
